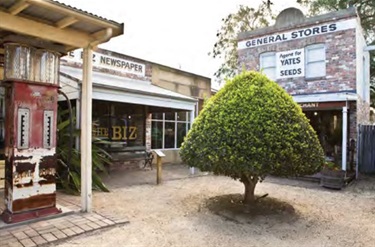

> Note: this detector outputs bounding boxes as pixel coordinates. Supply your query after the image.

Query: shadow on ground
[204,193,298,225]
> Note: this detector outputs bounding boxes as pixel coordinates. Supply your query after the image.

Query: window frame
[259,51,276,80]
[305,43,326,79]
[151,112,191,150]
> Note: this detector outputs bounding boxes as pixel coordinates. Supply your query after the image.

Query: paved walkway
[0,164,204,247]
[0,193,129,247]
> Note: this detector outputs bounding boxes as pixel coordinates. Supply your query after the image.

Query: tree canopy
[180,71,324,204]
[208,2,273,80]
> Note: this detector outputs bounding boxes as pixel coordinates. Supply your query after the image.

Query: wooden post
[342,106,348,171]
[154,150,165,185]
[81,47,93,212]
[157,156,162,185]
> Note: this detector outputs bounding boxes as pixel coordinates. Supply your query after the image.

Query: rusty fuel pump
[1,43,61,223]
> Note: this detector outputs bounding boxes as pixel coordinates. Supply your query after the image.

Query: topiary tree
[180,71,324,204]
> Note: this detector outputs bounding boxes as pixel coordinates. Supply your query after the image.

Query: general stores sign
[238,18,356,50]
[276,48,304,79]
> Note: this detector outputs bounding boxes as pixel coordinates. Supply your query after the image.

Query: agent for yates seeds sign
[276,49,304,79]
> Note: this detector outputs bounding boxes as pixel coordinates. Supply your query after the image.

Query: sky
[58,0,302,89]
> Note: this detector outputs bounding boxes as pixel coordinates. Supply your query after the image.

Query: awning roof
[0,0,124,53]
[292,92,358,103]
[59,66,197,111]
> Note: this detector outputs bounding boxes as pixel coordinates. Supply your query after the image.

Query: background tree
[180,71,324,204]
[208,1,274,81]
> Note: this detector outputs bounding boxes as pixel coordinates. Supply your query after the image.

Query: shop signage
[93,126,138,140]
[238,18,356,50]
[62,50,146,77]
[299,102,346,109]
[276,48,304,79]
[300,102,319,108]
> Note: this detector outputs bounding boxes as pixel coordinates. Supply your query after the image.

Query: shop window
[305,44,326,78]
[92,100,145,147]
[177,123,187,148]
[177,112,187,121]
[260,52,276,80]
[165,112,175,120]
[164,122,175,148]
[151,121,163,149]
[152,113,163,120]
[151,112,190,149]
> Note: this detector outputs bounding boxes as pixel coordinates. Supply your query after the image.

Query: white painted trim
[189,109,195,175]
[93,88,196,111]
[292,92,357,103]
[364,45,375,51]
[81,48,93,213]
[342,106,348,171]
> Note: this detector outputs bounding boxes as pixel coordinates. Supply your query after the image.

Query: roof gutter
[90,28,112,49]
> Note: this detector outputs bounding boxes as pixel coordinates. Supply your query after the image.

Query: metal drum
[4,43,34,81]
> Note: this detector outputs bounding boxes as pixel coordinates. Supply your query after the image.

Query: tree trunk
[241,175,258,205]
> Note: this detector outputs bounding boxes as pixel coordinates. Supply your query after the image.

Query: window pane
[307,47,325,63]
[263,68,276,80]
[165,112,175,121]
[152,113,163,120]
[306,61,326,78]
[261,53,275,67]
[164,122,175,148]
[177,112,187,121]
[151,121,163,149]
[177,123,187,148]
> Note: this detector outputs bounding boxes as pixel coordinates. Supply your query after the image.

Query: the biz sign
[276,49,304,79]
[93,125,138,141]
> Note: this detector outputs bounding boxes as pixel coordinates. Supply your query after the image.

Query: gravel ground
[54,167,375,247]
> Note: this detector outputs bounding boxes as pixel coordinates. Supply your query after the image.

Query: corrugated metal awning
[59,66,197,111]
[0,0,124,53]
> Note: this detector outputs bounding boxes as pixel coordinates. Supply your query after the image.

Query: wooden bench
[105,145,154,170]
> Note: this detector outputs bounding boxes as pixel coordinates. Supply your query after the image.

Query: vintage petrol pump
[1,43,61,223]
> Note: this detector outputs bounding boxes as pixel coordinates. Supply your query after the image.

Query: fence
[357,125,375,174]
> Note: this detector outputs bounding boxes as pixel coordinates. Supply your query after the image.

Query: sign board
[276,48,304,79]
[153,150,165,157]
[299,101,346,109]
[61,50,146,77]
[238,18,357,50]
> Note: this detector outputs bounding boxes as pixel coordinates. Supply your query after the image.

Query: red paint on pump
[11,82,58,148]
[2,80,60,222]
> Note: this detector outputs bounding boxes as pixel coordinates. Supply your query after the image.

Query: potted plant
[320,161,346,189]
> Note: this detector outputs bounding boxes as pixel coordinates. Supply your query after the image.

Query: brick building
[238,7,371,171]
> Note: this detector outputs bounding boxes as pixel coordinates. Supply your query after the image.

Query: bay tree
[180,71,324,204]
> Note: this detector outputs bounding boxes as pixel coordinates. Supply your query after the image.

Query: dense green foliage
[56,108,111,195]
[180,71,324,202]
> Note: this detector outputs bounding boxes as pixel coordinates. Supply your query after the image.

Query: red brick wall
[238,19,356,95]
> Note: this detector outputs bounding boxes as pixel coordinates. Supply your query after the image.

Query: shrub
[180,71,324,204]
